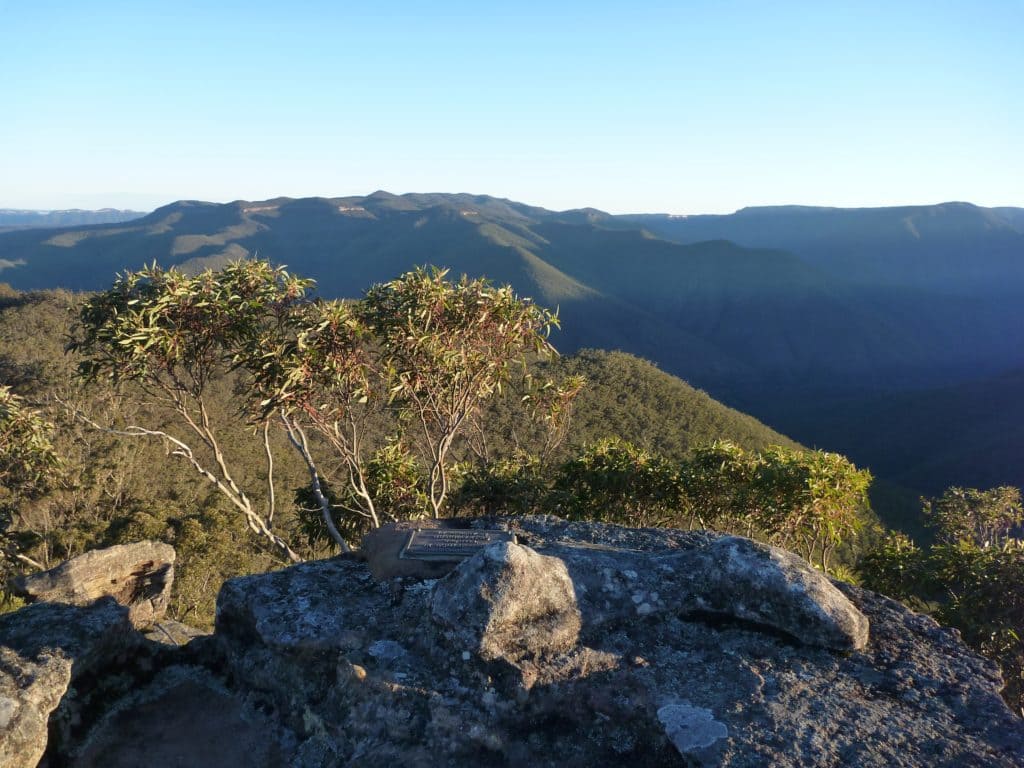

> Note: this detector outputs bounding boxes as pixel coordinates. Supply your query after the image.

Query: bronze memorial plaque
[400,528,516,562]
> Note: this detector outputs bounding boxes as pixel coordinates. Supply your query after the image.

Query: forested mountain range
[1,192,1021,528]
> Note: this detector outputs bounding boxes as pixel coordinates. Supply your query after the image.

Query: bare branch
[263,419,276,524]
[60,397,302,563]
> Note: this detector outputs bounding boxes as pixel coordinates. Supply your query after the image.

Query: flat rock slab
[13,541,175,628]
[217,557,378,654]
[209,517,1024,766]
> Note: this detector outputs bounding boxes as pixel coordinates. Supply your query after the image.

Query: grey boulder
[533,527,868,651]
[431,541,581,663]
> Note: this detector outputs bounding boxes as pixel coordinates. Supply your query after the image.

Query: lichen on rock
[658,702,730,765]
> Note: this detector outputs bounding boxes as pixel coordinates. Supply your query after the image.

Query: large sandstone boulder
[12,541,175,628]
[545,532,868,651]
[6,518,1024,766]
[0,646,70,768]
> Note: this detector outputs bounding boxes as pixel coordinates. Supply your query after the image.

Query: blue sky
[1,0,1021,213]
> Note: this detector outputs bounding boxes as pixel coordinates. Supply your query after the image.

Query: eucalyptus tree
[675,441,871,573]
[553,437,687,527]
[69,261,310,562]
[923,486,1023,547]
[679,440,757,531]
[860,491,1024,714]
[748,446,871,573]
[72,260,566,553]
[361,267,560,518]
[240,296,390,546]
[0,386,60,496]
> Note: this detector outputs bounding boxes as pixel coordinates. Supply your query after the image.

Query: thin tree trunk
[280,413,351,553]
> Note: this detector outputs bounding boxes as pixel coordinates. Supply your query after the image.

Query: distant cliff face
[2,518,1022,767]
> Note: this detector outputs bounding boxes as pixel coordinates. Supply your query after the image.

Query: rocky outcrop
[12,541,175,628]
[0,646,70,768]
[0,599,136,768]
[2,518,1023,766]
[530,528,869,651]
[210,517,1023,766]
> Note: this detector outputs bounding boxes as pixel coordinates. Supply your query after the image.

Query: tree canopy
[362,266,560,517]
[859,487,1024,714]
[69,260,567,554]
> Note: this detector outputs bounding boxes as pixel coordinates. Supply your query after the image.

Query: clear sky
[1,0,1021,214]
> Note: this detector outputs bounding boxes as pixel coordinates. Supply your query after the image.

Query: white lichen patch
[657,702,728,757]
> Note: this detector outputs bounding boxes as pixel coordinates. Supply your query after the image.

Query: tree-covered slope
[0,290,795,464]
[551,349,798,457]
[0,289,807,618]
[621,202,1024,383]
[621,202,1024,291]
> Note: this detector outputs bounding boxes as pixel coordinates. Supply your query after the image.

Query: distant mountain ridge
[0,193,954,386]
[0,208,146,230]
[1,191,1022,525]
[620,202,1024,291]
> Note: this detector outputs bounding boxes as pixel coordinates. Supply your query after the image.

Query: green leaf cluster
[72,261,313,393]
[860,487,1024,714]
[923,486,1023,548]
[68,260,568,548]
[0,386,60,500]
[0,385,62,590]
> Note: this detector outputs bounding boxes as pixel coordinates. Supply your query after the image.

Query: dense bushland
[859,486,1024,714]
[453,437,872,576]
[0,267,867,621]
